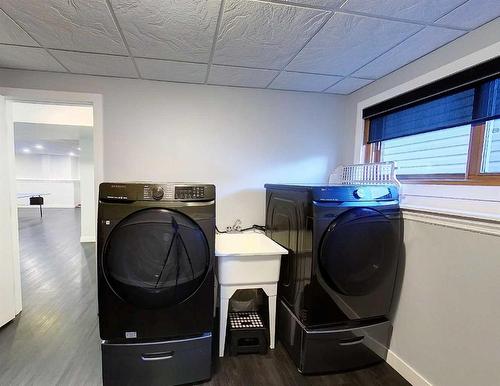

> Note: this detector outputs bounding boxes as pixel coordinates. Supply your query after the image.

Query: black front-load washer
[97,182,215,386]
[265,183,402,374]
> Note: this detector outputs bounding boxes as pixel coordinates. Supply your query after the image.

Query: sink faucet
[227,219,242,233]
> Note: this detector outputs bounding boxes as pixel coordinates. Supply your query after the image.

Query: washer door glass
[103,208,210,309]
[319,207,398,296]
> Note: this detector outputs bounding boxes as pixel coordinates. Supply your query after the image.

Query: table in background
[16,193,50,217]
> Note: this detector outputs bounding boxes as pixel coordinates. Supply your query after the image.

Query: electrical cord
[215,224,265,233]
[241,224,266,232]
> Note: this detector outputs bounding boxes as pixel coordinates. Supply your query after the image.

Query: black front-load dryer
[313,199,401,321]
[265,183,402,374]
[97,182,215,386]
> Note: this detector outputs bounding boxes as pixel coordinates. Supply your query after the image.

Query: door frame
[0,87,103,314]
[0,94,17,327]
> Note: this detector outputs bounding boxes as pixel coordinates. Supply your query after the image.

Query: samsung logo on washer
[105,184,129,200]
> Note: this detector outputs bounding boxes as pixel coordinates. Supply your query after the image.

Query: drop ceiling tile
[353,26,466,79]
[341,0,466,23]
[436,0,500,29]
[136,58,207,83]
[324,77,373,94]
[1,0,127,54]
[0,9,38,46]
[0,45,66,72]
[269,71,342,92]
[208,65,279,88]
[281,0,345,8]
[286,13,421,76]
[50,50,137,77]
[110,0,222,62]
[213,0,330,69]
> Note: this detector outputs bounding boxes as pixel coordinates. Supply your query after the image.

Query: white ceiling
[0,0,498,94]
[14,121,90,156]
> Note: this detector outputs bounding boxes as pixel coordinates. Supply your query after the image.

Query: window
[380,124,471,176]
[366,120,500,184]
[482,119,500,173]
[362,58,500,185]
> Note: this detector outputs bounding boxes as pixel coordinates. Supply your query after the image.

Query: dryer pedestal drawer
[101,333,212,386]
[278,301,391,374]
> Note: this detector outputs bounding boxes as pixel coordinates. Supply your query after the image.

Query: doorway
[12,101,95,241]
[0,89,103,383]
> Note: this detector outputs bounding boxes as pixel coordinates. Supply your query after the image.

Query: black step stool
[228,312,268,356]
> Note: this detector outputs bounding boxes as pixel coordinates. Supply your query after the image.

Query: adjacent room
[0,1,499,386]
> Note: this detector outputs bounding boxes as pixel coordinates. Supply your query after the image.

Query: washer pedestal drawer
[278,301,392,374]
[101,333,212,386]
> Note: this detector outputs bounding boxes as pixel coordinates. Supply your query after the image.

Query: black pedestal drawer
[101,333,212,386]
[278,301,391,374]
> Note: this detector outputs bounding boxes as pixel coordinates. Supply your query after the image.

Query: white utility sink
[216,232,288,256]
[215,232,288,285]
[215,232,288,356]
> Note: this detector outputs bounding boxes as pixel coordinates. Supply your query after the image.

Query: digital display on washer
[175,186,205,200]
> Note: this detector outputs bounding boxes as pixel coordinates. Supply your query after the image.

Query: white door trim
[0,95,17,327]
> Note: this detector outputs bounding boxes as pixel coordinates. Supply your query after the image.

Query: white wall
[15,153,80,179]
[15,153,80,208]
[345,18,500,386]
[0,70,347,228]
[394,220,500,386]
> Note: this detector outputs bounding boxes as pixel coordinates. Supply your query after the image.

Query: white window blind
[381,124,471,175]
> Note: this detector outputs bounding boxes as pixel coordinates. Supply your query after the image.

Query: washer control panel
[100,183,215,202]
[142,184,213,201]
[143,184,174,201]
[175,186,205,200]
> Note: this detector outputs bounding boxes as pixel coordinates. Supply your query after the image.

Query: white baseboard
[18,205,77,209]
[80,235,96,243]
[387,350,432,386]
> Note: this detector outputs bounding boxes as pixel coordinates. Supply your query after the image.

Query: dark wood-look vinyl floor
[0,208,410,386]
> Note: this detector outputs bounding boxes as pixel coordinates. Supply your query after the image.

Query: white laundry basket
[329,161,400,186]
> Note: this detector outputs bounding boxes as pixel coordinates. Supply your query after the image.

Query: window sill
[400,183,500,227]
[400,177,500,186]
[402,207,500,236]
[402,204,500,223]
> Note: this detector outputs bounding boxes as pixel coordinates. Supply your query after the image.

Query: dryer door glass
[319,207,399,296]
[103,208,210,309]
